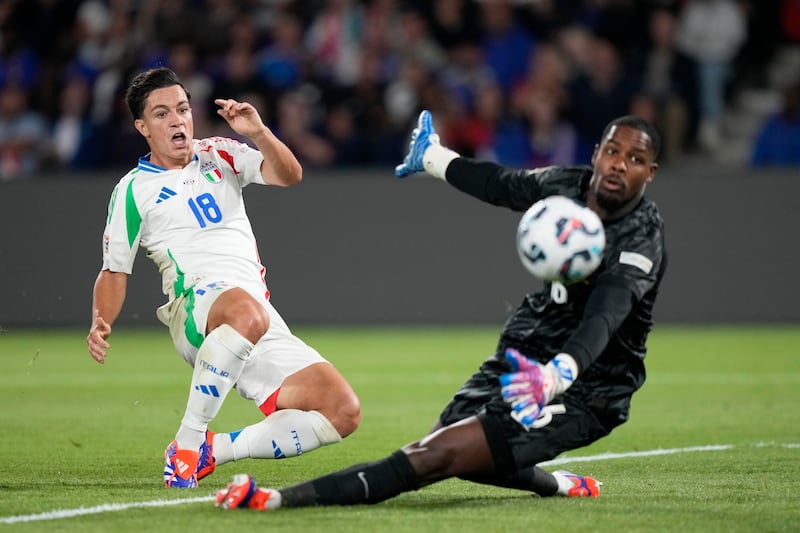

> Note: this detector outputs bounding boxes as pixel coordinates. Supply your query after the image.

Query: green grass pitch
[1,325,798,532]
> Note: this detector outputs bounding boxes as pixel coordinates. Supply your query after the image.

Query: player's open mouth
[172,133,187,147]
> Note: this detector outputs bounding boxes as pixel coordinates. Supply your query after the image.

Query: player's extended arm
[214,98,302,187]
[499,348,578,430]
[87,270,128,364]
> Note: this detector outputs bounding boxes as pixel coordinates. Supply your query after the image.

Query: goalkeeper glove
[499,348,578,430]
[394,110,459,179]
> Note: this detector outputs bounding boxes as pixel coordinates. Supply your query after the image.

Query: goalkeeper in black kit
[214,110,667,511]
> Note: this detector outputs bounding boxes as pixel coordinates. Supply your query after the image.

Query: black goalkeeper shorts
[437,356,631,475]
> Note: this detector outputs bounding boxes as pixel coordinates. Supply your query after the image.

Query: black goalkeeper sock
[279,450,419,508]
[531,466,559,497]
[459,466,558,497]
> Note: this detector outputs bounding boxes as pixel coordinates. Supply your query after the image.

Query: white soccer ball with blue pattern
[516,196,605,284]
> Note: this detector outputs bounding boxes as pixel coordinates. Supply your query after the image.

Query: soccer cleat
[215,474,279,511]
[196,430,216,481]
[163,440,199,488]
[395,110,439,177]
[553,470,601,498]
[215,474,258,509]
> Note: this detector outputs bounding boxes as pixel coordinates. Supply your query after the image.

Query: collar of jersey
[137,153,199,173]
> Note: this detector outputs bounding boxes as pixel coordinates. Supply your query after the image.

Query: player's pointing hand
[214,98,266,139]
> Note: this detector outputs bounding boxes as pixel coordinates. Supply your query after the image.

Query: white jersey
[101,136,269,315]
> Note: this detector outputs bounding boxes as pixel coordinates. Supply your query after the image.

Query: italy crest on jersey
[200,161,224,183]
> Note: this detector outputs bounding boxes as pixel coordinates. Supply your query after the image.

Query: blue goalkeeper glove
[499,348,578,430]
[395,110,438,178]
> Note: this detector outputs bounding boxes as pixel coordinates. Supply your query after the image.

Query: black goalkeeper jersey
[446,159,667,398]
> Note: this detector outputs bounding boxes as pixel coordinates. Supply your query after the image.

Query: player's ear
[646,162,658,183]
[134,118,149,138]
[590,144,600,166]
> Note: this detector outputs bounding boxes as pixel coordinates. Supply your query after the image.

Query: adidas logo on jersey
[156,186,177,203]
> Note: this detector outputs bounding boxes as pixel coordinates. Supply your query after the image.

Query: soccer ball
[516,196,605,284]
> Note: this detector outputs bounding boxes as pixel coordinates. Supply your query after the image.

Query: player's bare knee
[238,307,269,342]
[332,395,361,437]
[208,290,270,342]
[224,302,269,342]
[278,363,361,437]
[316,391,360,437]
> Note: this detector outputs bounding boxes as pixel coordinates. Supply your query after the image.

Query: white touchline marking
[0,495,215,524]
[1,442,797,524]
[539,444,734,466]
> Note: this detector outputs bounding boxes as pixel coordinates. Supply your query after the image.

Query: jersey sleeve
[211,137,265,187]
[598,204,666,300]
[445,158,591,211]
[560,201,667,372]
[101,177,141,274]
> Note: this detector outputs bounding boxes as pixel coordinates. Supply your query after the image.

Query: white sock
[422,142,459,180]
[212,409,342,464]
[553,471,576,496]
[175,324,253,450]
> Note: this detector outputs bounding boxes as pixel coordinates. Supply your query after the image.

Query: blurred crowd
[1,0,799,181]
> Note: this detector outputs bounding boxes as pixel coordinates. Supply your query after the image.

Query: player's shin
[279,450,419,507]
[461,465,559,497]
[214,409,342,463]
[176,324,254,450]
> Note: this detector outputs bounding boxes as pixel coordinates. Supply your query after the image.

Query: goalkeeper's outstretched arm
[395,110,546,211]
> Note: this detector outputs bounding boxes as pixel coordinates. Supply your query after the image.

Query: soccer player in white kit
[86,67,361,488]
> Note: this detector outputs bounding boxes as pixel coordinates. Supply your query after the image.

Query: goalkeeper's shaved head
[601,115,661,161]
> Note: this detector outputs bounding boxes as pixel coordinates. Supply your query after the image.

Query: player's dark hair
[125,67,191,119]
[602,115,662,161]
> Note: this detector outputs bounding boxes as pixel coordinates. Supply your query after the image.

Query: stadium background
[1,0,798,327]
[1,164,796,327]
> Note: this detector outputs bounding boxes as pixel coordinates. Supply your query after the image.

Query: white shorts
[157,277,328,412]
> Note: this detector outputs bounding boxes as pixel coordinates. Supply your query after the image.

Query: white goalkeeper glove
[499,348,578,430]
